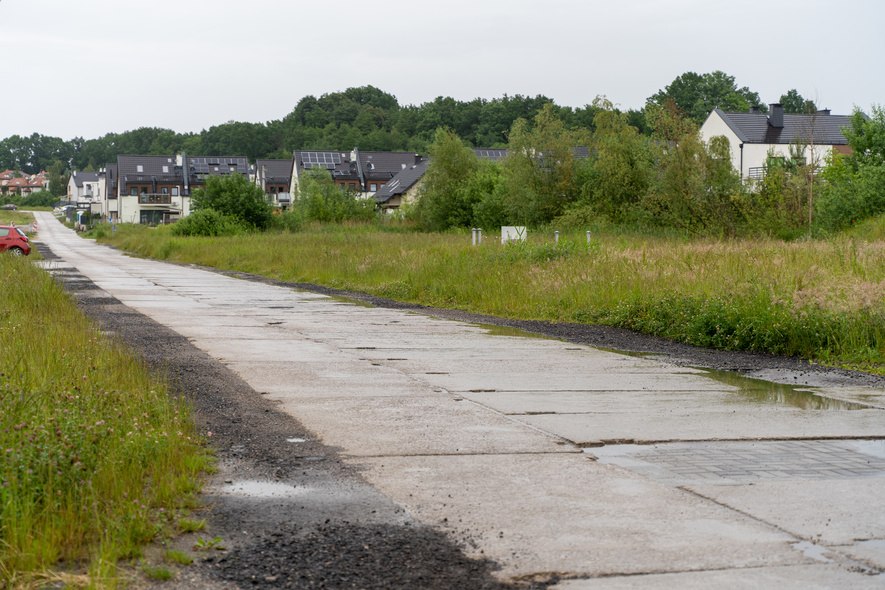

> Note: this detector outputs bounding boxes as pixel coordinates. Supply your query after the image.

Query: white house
[700,104,854,181]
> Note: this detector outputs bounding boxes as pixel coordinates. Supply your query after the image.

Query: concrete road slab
[464,390,740,415]
[224,360,440,399]
[551,564,885,589]
[833,539,885,569]
[817,387,885,409]
[187,338,339,362]
[523,408,885,444]
[356,453,806,579]
[687,479,885,545]
[280,396,573,456]
[426,371,735,392]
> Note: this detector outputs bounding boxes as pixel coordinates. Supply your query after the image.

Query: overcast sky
[2,0,882,141]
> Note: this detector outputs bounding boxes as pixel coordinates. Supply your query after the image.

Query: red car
[0,225,31,256]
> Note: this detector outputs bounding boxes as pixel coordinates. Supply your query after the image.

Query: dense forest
[0,72,814,176]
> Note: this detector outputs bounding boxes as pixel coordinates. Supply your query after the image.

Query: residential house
[255,159,293,209]
[700,104,853,181]
[67,171,101,203]
[373,156,430,211]
[111,154,250,224]
[1,169,49,196]
[290,149,422,199]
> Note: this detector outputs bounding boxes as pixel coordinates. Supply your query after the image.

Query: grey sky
[3,0,882,141]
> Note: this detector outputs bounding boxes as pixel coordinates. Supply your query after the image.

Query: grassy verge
[0,254,212,588]
[90,220,885,373]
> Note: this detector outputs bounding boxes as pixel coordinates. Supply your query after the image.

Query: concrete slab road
[32,212,885,587]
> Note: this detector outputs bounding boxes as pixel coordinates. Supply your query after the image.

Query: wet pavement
[32,212,885,588]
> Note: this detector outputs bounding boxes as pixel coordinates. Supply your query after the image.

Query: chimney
[414,153,422,165]
[816,109,831,116]
[769,103,784,128]
[749,105,761,114]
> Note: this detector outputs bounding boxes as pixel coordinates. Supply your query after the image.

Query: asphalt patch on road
[36,244,545,589]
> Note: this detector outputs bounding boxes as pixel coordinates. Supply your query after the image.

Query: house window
[130,187,137,196]
[136,165,144,173]
[171,187,179,196]
[162,166,169,173]
[349,183,356,190]
[230,165,237,172]
[370,183,377,192]
[161,187,169,195]
[141,187,148,194]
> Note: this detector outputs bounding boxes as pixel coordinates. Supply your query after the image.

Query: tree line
[1,72,817,176]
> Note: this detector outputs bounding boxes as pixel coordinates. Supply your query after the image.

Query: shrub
[191,174,274,230]
[170,209,249,236]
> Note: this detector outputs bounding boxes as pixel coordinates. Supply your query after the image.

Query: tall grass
[95,221,885,371]
[0,254,211,587]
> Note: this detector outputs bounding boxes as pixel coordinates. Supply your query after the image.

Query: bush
[268,209,304,232]
[297,169,376,223]
[170,209,249,236]
[191,174,274,230]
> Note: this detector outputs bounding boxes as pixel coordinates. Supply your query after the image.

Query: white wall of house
[700,114,742,174]
[116,193,192,224]
[701,112,836,181]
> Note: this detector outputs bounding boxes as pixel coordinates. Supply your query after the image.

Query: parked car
[2,204,17,210]
[0,225,31,256]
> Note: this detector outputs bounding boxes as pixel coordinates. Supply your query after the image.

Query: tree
[648,71,764,126]
[644,101,743,236]
[502,104,588,225]
[842,105,885,171]
[191,173,273,230]
[577,97,652,222]
[414,128,482,230]
[46,160,68,197]
[779,89,816,114]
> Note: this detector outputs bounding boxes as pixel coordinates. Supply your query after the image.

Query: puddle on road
[701,369,871,410]
[470,322,558,340]
[326,294,376,309]
[791,541,833,563]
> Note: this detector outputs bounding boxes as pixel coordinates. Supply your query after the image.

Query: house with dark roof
[255,159,293,209]
[374,157,430,211]
[67,171,101,203]
[113,154,249,224]
[700,104,853,181]
[290,149,423,199]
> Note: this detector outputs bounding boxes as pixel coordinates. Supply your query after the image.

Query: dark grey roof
[187,156,250,176]
[117,155,184,186]
[293,150,360,180]
[713,108,852,145]
[374,158,430,203]
[360,151,423,181]
[117,154,250,193]
[71,171,100,187]
[256,159,292,182]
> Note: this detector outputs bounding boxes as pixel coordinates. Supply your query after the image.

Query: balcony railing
[137,194,173,205]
